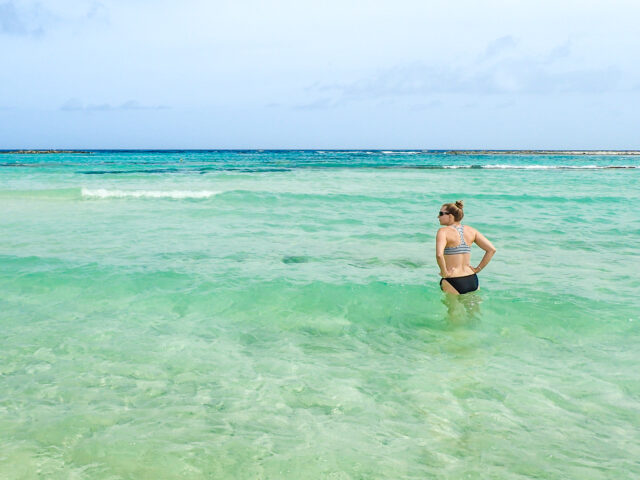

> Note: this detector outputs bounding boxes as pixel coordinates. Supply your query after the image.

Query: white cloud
[0,0,109,36]
[60,98,170,111]
[305,40,624,107]
[482,35,518,59]
[0,1,44,36]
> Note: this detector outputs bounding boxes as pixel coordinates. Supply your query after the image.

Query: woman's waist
[444,265,475,277]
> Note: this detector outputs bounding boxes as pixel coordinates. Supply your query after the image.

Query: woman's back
[440,224,476,277]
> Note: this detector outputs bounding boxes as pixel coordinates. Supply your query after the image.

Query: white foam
[380,151,420,155]
[442,164,636,170]
[484,164,613,169]
[81,188,221,199]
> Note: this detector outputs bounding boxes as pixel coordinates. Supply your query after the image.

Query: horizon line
[3,149,640,154]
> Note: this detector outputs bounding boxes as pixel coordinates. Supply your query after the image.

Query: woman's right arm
[472,230,496,273]
[436,228,450,277]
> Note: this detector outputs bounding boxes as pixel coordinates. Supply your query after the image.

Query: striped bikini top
[443,225,471,255]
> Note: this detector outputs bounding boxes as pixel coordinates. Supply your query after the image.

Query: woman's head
[439,200,464,222]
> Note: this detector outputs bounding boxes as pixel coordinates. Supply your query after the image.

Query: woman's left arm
[471,229,497,273]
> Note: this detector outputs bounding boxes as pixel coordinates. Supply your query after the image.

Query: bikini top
[443,225,471,255]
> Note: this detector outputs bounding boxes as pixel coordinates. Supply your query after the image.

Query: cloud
[61,98,171,111]
[408,99,443,111]
[0,1,109,36]
[119,100,170,110]
[86,2,108,21]
[292,97,341,110]
[0,1,52,36]
[0,1,28,35]
[305,41,621,107]
[544,40,571,63]
[495,99,515,109]
[481,35,518,59]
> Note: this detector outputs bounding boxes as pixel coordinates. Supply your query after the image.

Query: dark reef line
[3,150,90,154]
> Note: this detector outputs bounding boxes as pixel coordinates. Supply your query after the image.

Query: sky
[1,0,639,149]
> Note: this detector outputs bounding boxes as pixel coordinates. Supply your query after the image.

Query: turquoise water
[1,151,639,479]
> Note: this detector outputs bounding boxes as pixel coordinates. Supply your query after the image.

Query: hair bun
[455,200,464,209]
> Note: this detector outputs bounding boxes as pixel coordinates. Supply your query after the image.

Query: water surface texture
[1,151,639,479]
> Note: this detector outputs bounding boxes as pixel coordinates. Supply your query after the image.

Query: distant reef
[3,150,90,154]
[445,150,640,155]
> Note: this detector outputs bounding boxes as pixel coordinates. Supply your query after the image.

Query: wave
[380,151,422,155]
[81,188,221,199]
[441,164,638,170]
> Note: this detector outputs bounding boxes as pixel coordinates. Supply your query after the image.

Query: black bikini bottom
[440,274,479,294]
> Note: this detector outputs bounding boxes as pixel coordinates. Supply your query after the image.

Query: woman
[436,200,496,295]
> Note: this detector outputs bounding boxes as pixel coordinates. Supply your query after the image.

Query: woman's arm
[435,228,450,277]
[471,230,496,273]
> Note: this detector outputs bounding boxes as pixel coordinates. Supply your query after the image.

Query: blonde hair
[442,200,464,221]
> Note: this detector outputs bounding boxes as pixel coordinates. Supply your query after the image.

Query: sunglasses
[438,211,450,217]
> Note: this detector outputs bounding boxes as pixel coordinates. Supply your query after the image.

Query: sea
[1,150,639,479]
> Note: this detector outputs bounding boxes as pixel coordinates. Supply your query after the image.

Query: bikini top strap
[456,224,467,245]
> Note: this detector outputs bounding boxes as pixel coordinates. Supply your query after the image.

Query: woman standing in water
[436,201,496,295]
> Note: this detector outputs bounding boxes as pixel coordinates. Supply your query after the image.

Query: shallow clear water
[1,151,639,479]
